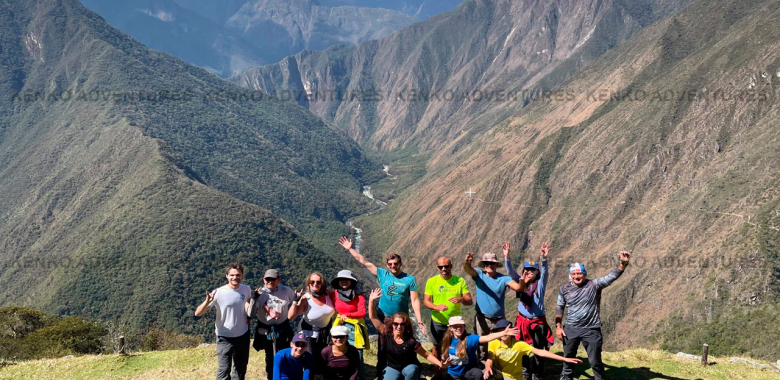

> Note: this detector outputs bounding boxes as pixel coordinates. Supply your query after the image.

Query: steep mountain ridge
[355,0,780,358]
[0,0,374,334]
[234,0,694,151]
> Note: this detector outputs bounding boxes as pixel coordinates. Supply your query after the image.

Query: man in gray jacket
[555,252,630,380]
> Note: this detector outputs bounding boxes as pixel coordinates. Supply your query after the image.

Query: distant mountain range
[80,0,420,77]
[1,0,376,335]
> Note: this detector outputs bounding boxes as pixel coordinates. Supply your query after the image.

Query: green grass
[2,344,778,380]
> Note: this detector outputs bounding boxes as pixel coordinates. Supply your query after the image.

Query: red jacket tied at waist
[515,314,554,348]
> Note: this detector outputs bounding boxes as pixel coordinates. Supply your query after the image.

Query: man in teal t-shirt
[338,236,426,380]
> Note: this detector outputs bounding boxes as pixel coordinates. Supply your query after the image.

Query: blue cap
[523,260,539,270]
[492,319,512,332]
[292,331,307,343]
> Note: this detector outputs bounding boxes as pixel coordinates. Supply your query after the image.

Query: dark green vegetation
[0,0,378,337]
[0,306,107,360]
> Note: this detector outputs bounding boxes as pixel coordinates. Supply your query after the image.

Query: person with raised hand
[194,263,253,380]
[288,272,336,378]
[321,325,361,380]
[330,269,369,380]
[556,251,631,380]
[274,332,314,380]
[463,250,527,360]
[339,236,426,380]
[440,316,519,380]
[249,268,298,380]
[368,288,447,380]
[483,320,582,380]
[424,257,473,363]
[504,242,553,380]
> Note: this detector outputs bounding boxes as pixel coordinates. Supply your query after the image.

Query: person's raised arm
[478,327,519,343]
[195,291,215,317]
[247,287,264,318]
[594,251,630,289]
[339,236,378,276]
[288,289,307,320]
[503,241,520,281]
[367,288,385,332]
[531,348,583,364]
[463,252,477,277]
[410,290,427,335]
[538,242,549,295]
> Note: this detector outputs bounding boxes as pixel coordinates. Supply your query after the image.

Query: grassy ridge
[2,344,778,380]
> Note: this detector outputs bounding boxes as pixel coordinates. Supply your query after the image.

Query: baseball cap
[523,260,540,270]
[448,316,466,326]
[330,325,350,337]
[264,269,279,279]
[492,319,512,332]
[292,331,307,343]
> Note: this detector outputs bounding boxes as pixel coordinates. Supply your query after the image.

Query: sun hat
[330,325,350,337]
[330,269,358,288]
[478,252,504,268]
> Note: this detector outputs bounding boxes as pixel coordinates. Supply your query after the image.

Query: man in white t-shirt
[195,263,253,380]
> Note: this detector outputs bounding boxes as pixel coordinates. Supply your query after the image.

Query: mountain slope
[355,0,780,359]
[233,0,694,151]
[0,0,375,334]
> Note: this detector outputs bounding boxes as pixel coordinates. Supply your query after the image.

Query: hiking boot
[522,374,530,380]
[531,375,542,380]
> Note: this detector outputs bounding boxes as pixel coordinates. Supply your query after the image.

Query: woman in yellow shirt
[485,320,581,380]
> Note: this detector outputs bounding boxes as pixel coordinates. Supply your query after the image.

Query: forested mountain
[0,0,377,335]
[81,0,418,77]
[234,0,694,150]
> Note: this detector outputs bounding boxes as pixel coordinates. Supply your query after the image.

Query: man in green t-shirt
[424,257,473,361]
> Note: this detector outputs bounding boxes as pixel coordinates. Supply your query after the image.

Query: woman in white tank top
[288,271,336,378]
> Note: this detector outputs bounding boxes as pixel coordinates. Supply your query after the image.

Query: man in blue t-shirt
[463,251,527,360]
[339,236,426,380]
[274,332,314,380]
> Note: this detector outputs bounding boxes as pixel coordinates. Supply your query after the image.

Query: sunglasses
[392,322,405,328]
[437,265,451,269]
[264,277,277,282]
[310,280,323,285]
[294,342,307,348]
[332,335,347,340]
[450,324,465,329]
[387,262,400,267]
[484,262,498,267]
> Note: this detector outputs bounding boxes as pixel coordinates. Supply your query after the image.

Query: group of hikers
[196,236,631,380]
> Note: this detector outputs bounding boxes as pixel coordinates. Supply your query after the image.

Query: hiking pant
[521,322,548,376]
[474,313,501,361]
[216,330,250,380]
[254,321,294,380]
[561,326,604,380]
